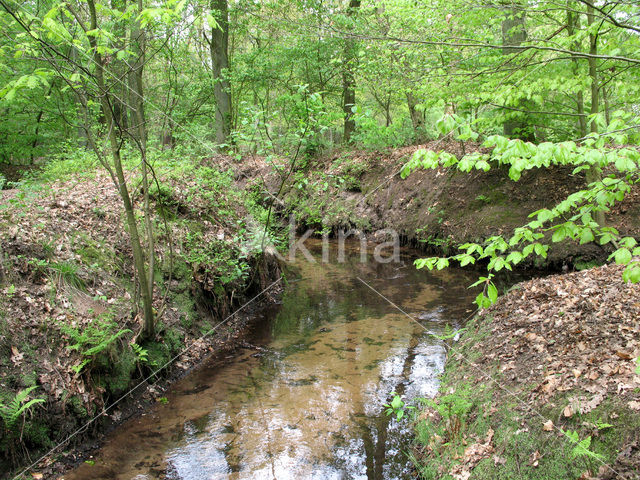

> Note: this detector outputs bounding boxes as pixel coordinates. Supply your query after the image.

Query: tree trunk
[602,85,610,126]
[342,0,361,144]
[209,0,232,147]
[566,6,587,137]
[501,2,535,141]
[586,3,605,228]
[406,91,424,140]
[87,0,155,338]
[129,0,155,340]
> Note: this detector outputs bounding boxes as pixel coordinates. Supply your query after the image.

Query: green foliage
[563,429,605,461]
[60,314,131,375]
[352,108,416,149]
[419,384,476,444]
[430,324,467,341]
[27,257,85,291]
[184,233,250,286]
[131,343,149,364]
[383,393,415,421]
[406,114,640,301]
[0,386,44,431]
[28,144,100,183]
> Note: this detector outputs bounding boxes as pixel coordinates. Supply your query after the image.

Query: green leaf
[487,283,498,304]
[475,292,491,309]
[552,225,566,243]
[622,264,640,283]
[612,248,632,265]
[579,229,595,245]
[436,258,449,270]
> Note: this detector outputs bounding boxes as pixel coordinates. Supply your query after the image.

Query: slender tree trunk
[342,0,361,143]
[129,0,155,339]
[501,2,535,141]
[586,3,605,227]
[209,0,232,147]
[602,85,610,126]
[87,0,155,338]
[566,6,587,137]
[406,91,424,140]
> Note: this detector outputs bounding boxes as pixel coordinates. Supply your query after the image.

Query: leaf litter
[450,263,640,479]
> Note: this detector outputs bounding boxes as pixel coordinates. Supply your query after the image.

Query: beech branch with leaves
[402,113,640,308]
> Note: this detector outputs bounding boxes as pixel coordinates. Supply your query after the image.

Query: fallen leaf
[563,405,573,418]
[616,351,633,360]
[542,420,554,431]
[579,392,604,414]
[628,401,640,411]
[529,450,541,467]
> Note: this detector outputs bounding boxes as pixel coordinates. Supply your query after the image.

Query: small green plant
[562,421,612,473]
[563,429,604,460]
[431,324,467,341]
[132,343,149,364]
[184,234,250,285]
[420,384,475,443]
[27,258,86,290]
[0,386,45,431]
[469,275,498,309]
[384,393,414,421]
[48,261,86,290]
[60,315,131,374]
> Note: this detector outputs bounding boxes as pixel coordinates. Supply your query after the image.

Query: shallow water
[65,241,482,480]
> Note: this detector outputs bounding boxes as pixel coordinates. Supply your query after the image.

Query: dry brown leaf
[563,405,574,418]
[580,393,604,414]
[529,450,541,467]
[628,401,640,411]
[616,351,633,360]
[542,420,554,431]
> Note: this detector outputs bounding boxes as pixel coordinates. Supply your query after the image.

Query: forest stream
[63,241,493,480]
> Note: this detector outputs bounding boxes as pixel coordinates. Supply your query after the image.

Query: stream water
[65,241,482,480]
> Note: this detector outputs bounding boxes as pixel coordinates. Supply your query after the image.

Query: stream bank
[235,142,640,270]
[412,263,640,480]
[0,162,282,479]
[61,240,487,480]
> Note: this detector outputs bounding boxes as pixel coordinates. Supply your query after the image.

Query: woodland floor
[415,263,640,480]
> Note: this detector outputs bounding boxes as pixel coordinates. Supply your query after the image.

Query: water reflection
[65,241,479,480]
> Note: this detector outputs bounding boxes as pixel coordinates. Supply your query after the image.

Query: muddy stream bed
[65,241,499,480]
